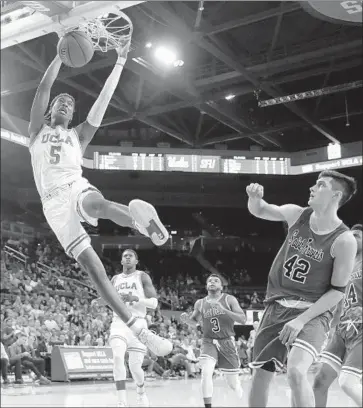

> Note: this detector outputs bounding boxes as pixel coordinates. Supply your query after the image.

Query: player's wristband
[116,57,126,66]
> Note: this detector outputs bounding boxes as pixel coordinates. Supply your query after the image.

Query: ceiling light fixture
[225,94,235,101]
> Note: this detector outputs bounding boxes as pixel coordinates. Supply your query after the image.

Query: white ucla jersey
[112,270,146,320]
[29,124,83,199]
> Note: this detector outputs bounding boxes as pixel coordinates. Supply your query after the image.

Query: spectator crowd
[1,226,268,385]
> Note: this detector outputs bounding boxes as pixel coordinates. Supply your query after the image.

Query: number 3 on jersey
[283,254,311,284]
[50,146,61,164]
[210,317,220,333]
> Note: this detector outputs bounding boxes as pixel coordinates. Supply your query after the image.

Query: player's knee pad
[128,351,145,368]
[128,351,146,385]
[200,358,215,399]
[109,337,127,378]
[201,358,216,380]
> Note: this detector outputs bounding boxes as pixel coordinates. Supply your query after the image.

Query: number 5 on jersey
[283,254,311,284]
[50,146,61,164]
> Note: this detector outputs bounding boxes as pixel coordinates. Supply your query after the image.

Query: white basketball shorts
[109,318,147,354]
[42,177,102,260]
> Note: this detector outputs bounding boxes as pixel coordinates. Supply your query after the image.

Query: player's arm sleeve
[248,200,303,227]
[298,231,357,324]
[29,55,62,138]
[139,272,158,309]
[76,57,126,153]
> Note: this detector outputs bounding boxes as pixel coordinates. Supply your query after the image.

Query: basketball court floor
[1,373,356,407]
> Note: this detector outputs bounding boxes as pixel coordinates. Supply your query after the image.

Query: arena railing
[4,244,28,266]
[36,261,97,298]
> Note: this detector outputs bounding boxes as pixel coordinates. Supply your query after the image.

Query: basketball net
[67,10,133,53]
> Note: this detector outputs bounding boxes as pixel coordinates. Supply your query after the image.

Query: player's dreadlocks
[44,93,75,125]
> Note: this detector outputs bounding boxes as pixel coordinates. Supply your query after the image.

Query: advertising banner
[51,346,114,382]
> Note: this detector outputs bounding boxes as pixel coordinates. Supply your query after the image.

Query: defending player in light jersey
[27,42,171,357]
[246,170,358,408]
[180,274,246,408]
[93,250,157,407]
[313,224,362,407]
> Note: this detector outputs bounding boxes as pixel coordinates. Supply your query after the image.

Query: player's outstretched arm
[219,295,246,324]
[246,183,303,227]
[28,55,62,138]
[180,299,202,328]
[75,41,130,153]
[297,231,357,325]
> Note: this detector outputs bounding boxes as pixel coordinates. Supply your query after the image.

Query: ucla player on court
[313,224,362,407]
[180,274,246,408]
[246,170,358,408]
[28,42,172,357]
[93,249,156,407]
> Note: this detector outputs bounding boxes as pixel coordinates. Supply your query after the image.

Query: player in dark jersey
[246,170,358,408]
[180,274,246,408]
[313,224,362,407]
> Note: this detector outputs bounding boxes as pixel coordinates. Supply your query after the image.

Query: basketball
[57,31,94,68]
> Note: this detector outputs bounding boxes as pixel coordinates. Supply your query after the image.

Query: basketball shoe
[136,390,149,407]
[129,318,173,357]
[129,199,169,246]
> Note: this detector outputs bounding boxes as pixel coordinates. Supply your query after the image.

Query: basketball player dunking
[313,224,362,407]
[246,170,358,408]
[181,274,246,408]
[93,249,156,407]
[28,42,172,357]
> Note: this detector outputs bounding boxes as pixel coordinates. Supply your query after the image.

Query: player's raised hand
[116,37,131,59]
[246,183,264,199]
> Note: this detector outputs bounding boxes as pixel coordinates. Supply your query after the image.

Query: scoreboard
[222,157,288,175]
[95,152,289,175]
[98,153,164,171]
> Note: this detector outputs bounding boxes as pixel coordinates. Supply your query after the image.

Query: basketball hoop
[66,9,133,53]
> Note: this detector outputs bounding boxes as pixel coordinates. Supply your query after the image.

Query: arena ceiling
[1,0,362,154]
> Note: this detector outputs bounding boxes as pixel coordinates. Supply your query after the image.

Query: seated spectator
[1,341,23,385]
[44,313,59,331]
[142,349,170,378]
[23,277,34,294]
[7,333,50,385]
[167,340,196,378]
[79,333,92,347]
[250,291,261,307]
[29,273,40,291]
[1,318,16,347]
